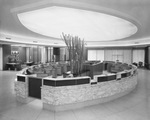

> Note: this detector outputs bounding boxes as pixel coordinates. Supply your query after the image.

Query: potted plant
[61,33,86,77]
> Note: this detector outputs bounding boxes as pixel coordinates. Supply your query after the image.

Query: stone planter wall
[15,81,27,99]
[42,74,137,106]
[14,74,36,103]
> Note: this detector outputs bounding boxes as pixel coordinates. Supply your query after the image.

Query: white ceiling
[18,6,138,42]
[0,0,150,47]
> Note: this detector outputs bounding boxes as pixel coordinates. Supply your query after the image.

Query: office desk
[6,63,21,71]
[25,61,34,66]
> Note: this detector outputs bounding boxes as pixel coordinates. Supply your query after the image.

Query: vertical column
[38,46,41,63]
[47,47,54,62]
[123,49,132,64]
[53,47,60,62]
[104,49,112,61]
[29,47,33,62]
[41,46,47,63]
[0,45,3,70]
[50,47,53,62]
[145,46,150,69]
[26,47,30,62]
[96,50,104,61]
[65,47,69,61]
[47,47,50,62]
[45,47,48,63]
[60,47,66,61]
[33,46,38,63]
[2,45,11,70]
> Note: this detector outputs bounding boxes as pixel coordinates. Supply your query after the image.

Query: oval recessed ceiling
[18,6,138,42]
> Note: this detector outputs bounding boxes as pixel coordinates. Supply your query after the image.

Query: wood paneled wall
[2,45,11,70]
[0,45,3,70]
[18,47,26,63]
[26,46,42,63]
[144,46,150,69]
[11,46,27,63]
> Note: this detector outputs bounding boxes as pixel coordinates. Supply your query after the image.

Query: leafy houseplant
[61,33,86,77]
[8,55,18,63]
[8,55,12,63]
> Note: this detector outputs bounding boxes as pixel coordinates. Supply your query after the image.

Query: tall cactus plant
[61,33,85,76]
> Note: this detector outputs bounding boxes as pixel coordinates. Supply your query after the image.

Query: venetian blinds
[133,49,145,63]
[88,50,104,61]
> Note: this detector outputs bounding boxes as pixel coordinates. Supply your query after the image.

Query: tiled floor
[0,69,150,120]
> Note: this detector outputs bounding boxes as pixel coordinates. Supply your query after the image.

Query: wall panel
[29,47,33,62]
[104,48,132,63]
[38,47,41,63]
[123,49,132,64]
[11,46,26,63]
[2,45,11,70]
[112,50,123,62]
[26,47,30,62]
[87,49,104,61]
[133,49,144,64]
[41,47,46,63]
[96,50,104,61]
[47,47,51,62]
[65,48,69,61]
[60,48,65,61]
[18,47,26,63]
[88,50,96,61]
[0,46,3,70]
[104,49,113,61]
[33,47,38,63]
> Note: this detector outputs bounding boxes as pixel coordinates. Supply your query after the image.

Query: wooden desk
[25,61,34,66]
[6,63,21,71]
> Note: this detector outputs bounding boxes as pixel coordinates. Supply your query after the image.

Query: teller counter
[41,66,138,111]
[14,65,138,111]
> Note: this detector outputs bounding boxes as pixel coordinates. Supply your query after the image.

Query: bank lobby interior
[0,0,150,120]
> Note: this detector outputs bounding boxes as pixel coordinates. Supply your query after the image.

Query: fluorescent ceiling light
[18,6,138,41]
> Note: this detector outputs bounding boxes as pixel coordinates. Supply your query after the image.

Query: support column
[26,47,30,62]
[145,46,150,69]
[41,46,47,63]
[0,45,3,70]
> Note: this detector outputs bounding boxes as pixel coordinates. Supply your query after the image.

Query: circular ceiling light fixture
[18,6,138,42]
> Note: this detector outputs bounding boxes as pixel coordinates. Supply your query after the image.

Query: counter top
[43,75,90,81]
